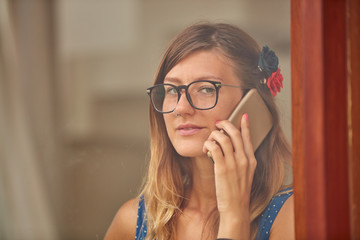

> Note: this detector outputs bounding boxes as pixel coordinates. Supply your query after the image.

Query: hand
[202,113,257,239]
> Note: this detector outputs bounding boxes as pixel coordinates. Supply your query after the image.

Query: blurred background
[0,0,291,239]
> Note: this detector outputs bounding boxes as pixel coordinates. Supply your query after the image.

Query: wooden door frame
[347,1,360,238]
[291,0,359,239]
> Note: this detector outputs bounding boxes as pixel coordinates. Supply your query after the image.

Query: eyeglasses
[146,80,243,114]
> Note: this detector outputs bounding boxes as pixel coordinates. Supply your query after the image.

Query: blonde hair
[140,23,292,240]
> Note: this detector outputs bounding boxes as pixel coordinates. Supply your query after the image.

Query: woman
[105,23,294,240]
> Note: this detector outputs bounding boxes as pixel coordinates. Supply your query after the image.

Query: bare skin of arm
[104,198,138,240]
[269,195,295,240]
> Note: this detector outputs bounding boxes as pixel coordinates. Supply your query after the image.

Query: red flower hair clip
[266,68,283,96]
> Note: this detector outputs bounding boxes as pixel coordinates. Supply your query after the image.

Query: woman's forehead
[163,49,240,85]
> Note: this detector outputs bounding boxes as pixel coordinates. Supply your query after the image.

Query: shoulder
[269,194,295,240]
[104,197,139,240]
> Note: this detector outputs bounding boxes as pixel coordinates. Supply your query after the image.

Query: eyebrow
[163,77,181,84]
[164,75,224,84]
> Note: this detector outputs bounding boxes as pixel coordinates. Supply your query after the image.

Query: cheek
[163,115,174,136]
[213,97,242,120]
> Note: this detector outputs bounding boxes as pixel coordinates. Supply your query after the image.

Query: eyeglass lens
[150,81,218,113]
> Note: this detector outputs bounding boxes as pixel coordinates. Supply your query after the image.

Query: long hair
[140,22,292,240]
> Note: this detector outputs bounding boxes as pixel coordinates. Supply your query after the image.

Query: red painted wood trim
[291,0,350,238]
[302,0,327,238]
[323,1,350,238]
[348,0,360,238]
[290,0,306,238]
[291,0,327,238]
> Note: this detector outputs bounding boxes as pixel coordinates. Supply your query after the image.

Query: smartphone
[227,89,273,151]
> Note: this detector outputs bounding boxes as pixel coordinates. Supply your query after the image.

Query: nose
[173,90,195,116]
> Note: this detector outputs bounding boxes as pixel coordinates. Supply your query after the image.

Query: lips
[176,124,203,136]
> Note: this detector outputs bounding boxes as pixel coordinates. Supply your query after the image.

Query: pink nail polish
[216,120,221,124]
[244,113,248,121]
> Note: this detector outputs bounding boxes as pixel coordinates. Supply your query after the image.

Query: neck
[186,155,217,214]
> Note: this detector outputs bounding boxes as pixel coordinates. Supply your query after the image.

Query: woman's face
[163,49,243,158]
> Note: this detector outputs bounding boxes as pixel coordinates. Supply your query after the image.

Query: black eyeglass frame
[146,80,243,114]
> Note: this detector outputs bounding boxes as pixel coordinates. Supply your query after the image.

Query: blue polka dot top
[135,195,147,240]
[256,187,293,240]
[135,188,293,240]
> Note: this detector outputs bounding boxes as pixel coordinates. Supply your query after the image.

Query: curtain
[0,0,58,239]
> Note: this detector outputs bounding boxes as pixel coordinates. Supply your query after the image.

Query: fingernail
[243,113,248,121]
[216,120,221,124]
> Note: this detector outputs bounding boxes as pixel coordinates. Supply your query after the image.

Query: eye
[165,86,178,95]
[201,87,215,93]
[199,86,216,94]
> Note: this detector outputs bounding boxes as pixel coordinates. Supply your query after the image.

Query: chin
[173,142,205,158]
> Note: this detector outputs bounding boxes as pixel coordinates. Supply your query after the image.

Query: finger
[216,119,254,180]
[240,113,257,169]
[215,120,246,160]
[207,130,236,165]
[203,140,225,166]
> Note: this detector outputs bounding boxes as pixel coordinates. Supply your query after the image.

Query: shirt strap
[256,188,293,240]
[135,196,148,240]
